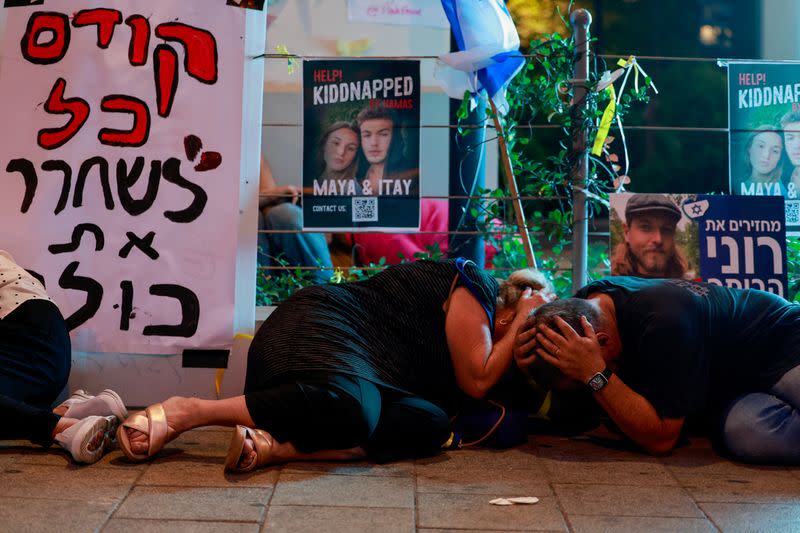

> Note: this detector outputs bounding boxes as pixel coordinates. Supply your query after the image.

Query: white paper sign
[347,0,450,28]
[0,0,245,354]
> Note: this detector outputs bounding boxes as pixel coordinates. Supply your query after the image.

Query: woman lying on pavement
[117,258,554,472]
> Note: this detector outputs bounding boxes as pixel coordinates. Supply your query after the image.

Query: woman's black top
[246,259,498,414]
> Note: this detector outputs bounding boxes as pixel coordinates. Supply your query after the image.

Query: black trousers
[0,300,70,444]
[244,373,451,463]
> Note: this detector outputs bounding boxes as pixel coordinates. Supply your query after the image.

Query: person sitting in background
[116,259,553,472]
[352,198,449,265]
[258,156,333,284]
[0,250,127,463]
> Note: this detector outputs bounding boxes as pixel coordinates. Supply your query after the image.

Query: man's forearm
[592,375,683,455]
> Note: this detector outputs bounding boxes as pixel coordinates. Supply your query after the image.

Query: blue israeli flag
[436,0,525,115]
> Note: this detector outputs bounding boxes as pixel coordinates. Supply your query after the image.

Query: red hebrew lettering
[154,23,218,84]
[154,45,179,118]
[99,95,150,147]
[72,8,122,49]
[125,15,150,66]
[20,12,70,65]
[37,78,90,150]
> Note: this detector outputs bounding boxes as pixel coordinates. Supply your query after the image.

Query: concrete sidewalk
[2,427,800,532]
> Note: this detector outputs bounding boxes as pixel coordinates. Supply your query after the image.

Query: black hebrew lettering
[119,280,133,331]
[48,223,104,254]
[161,158,207,223]
[6,158,37,213]
[59,261,103,331]
[119,231,159,260]
[142,284,199,337]
[41,160,72,215]
[74,156,114,210]
[116,157,161,215]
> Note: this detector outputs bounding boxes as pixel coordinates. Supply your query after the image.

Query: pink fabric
[354,199,449,265]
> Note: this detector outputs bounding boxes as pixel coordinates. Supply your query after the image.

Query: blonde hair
[497,269,553,309]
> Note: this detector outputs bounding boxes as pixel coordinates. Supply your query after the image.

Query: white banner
[0,0,245,354]
[347,0,449,28]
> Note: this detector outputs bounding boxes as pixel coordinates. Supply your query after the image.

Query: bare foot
[124,396,195,455]
[238,436,257,470]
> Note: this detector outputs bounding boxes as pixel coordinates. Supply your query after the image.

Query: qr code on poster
[786,200,800,225]
[352,197,378,222]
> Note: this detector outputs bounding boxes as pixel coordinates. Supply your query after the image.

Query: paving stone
[104,518,260,533]
[418,530,549,533]
[282,459,415,478]
[677,470,800,504]
[700,502,800,533]
[0,496,113,533]
[114,486,270,522]
[416,446,544,474]
[159,428,234,458]
[416,491,567,531]
[416,463,548,494]
[265,505,413,533]
[0,463,139,505]
[553,483,703,518]
[533,435,652,462]
[271,472,414,508]
[137,457,279,487]
[568,515,718,533]
[541,457,678,486]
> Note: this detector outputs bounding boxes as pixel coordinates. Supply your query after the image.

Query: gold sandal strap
[145,404,169,455]
[248,428,273,466]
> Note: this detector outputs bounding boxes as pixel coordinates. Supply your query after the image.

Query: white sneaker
[54,415,118,464]
[57,389,128,420]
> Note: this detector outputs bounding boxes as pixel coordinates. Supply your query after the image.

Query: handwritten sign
[0,1,246,354]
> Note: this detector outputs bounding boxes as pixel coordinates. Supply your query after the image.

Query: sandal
[55,415,118,464]
[116,403,170,461]
[224,425,274,473]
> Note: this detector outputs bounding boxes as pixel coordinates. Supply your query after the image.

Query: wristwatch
[587,367,613,392]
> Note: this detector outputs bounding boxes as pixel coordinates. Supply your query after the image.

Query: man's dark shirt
[575,277,800,421]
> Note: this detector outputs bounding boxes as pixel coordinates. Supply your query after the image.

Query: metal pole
[488,98,537,269]
[448,90,486,267]
[570,9,592,294]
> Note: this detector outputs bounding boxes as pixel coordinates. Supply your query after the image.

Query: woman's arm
[445,287,543,399]
[259,157,299,209]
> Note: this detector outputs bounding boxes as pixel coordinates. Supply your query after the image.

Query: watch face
[588,373,608,392]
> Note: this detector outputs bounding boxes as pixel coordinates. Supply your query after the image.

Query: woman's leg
[721,364,800,463]
[124,374,379,467]
[0,393,60,444]
[365,391,451,463]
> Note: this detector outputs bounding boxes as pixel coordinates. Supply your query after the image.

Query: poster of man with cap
[610,194,696,279]
[610,193,788,298]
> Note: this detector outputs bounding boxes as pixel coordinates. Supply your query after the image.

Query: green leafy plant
[471,20,653,296]
[256,8,652,303]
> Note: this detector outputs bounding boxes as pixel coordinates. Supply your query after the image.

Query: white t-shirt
[0,250,52,320]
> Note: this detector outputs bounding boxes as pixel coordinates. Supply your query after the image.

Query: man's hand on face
[535,316,606,383]
[513,315,539,370]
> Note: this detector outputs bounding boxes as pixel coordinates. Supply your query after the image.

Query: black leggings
[0,300,70,444]
[244,373,451,462]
